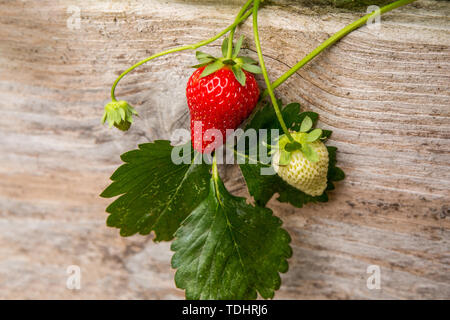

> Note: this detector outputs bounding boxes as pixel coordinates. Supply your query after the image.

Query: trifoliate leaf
[300,115,313,132]
[306,128,322,142]
[232,64,246,86]
[171,174,292,300]
[233,35,244,58]
[100,140,211,241]
[201,59,224,78]
[239,102,345,207]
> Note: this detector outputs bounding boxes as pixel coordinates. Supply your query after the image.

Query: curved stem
[111,9,254,101]
[227,0,254,59]
[253,0,294,142]
[264,0,417,97]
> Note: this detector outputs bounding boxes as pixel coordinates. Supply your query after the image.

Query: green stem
[227,0,254,59]
[264,0,417,97]
[111,9,254,101]
[252,0,294,142]
[212,152,219,181]
[212,152,224,205]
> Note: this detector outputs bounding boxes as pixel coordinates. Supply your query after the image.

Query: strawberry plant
[101,0,417,299]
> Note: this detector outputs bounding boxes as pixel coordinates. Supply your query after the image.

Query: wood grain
[0,0,449,299]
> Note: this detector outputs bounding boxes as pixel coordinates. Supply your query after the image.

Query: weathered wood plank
[0,0,449,299]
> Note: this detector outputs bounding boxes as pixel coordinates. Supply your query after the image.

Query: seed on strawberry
[186,37,262,153]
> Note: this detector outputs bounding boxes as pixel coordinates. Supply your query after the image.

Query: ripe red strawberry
[187,66,259,152]
[186,36,261,153]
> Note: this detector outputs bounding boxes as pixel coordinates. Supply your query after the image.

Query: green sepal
[232,64,246,86]
[201,60,224,77]
[306,128,322,142]
[221,37,229,58]
[222,59,236,65]
[300,143,319,162]
[238,56,258,65]
[102,100,138,131]
[196,51,215,61]
[241,63,262,74]
[195,36,261,84]
[284,141,302,152]
[191,62,211,69]
[278,150,291,166]
[300,115,313,132]
[233,35,244,58]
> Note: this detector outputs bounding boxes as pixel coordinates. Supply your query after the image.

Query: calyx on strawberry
[102,100,138,131]
[186,36,262,153]
[272,116,329,197]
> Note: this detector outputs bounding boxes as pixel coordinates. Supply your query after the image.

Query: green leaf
[233,35,244,58]
[239,102,345,207]
[306,128,322,142]
[171,175,292,299]
[321,129,332,140]
[232,65,246,86]
[201,60,224,78]
[241,63,262,74]
[100,140,211,241]
[300,115,313,132]
[222,37,229,58]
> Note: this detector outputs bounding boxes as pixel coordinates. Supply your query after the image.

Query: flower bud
[101,100,138,131]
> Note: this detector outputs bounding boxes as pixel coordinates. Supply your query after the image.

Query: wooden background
[0,0,449,299]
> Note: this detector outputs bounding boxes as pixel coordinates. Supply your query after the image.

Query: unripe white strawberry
[273,131,329,197]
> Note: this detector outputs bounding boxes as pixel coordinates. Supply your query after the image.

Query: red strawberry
[187,66,259,152]
[185,36,262,153]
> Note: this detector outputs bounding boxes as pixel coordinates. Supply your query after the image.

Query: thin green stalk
[111,9,253,101]
[252,0,294,142]
[211,152,224,205]
[264,0,417,97]
[227,0,254,59]
[212,152,219,181]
